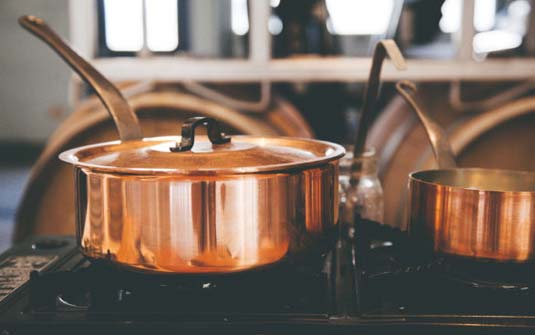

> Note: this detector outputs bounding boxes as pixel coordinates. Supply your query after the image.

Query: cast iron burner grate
[355,219,535,317]
[27,249,338,319]
[6,228,535,332]
[436,257,534,291]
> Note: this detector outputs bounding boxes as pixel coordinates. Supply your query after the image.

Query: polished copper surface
[67,136,343,273]
[397,80,535,262]
[409,168,535,261]
[60,135,345,175]
[76,162,339,273]
[20,15,345,273]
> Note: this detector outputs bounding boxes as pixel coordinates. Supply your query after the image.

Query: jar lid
[59,134,345,175]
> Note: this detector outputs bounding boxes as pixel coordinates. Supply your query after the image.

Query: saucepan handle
[18,15,143,142]
[395,80,457,169]
[170,117,231,152]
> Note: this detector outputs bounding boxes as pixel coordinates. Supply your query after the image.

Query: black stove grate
[6,223,535,333]
[27,248,342,319]
[354,219,535,318]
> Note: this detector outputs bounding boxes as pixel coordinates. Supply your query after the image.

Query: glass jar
[339,146,384,226]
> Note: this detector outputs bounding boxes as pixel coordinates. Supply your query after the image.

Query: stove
[2,221,535,334]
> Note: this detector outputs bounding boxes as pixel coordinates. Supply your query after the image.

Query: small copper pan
[396,81,535,262]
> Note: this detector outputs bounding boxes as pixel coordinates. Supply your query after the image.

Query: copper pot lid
[59,117,345,175]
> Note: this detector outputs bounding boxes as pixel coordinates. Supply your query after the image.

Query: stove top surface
[3,223,535,334]
[28,248,335,318]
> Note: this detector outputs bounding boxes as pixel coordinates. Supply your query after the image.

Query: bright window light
[439,0,461,33]
[268,15,283,35]
[104,0,144,51]
[440,0,496,33]
[270,0,280,8]
[509,0,531,19]
[474,0,496,31]
[145,0,179,51]
[325,0,395,35]
[231,0,282,36]
[473,30,522,54]
[231,0,249,36]
[508,0,532,35]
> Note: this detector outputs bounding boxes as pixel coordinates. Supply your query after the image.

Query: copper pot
[20,16,344,273]
[397,81,535,262]
[61,119,343,273]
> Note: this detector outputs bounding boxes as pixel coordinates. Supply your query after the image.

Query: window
[103,0,179,53]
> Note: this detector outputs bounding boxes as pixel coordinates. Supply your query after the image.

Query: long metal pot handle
[18,15,143,142]
[353,40,407,157]
[395,80,457,169]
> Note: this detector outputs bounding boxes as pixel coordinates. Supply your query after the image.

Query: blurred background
[1,0,534,252]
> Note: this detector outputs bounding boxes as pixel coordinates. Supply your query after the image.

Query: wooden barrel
[368,84,535,229]
[14,87,314,242]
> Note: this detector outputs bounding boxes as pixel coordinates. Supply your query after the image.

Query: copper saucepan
[396,81,535,262]
[20,15,345,273]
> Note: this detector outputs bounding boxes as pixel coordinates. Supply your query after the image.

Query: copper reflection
[409,169,535,262]
[78,162,338,273]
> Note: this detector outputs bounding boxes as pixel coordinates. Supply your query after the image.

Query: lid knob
[170,117,231,152]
